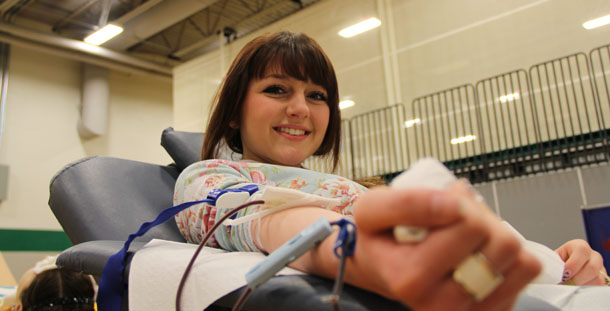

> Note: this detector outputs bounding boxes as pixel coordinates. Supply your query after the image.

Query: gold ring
[601,270,610,286]
[453,252,504,301]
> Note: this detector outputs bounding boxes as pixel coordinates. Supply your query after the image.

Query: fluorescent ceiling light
[583,14,610,30]
[339,17,381,38]
[84,24,124,45]
[451,135,476,145]
[498,92,520,103]
[404,118,421,128]
[339,100,355,110]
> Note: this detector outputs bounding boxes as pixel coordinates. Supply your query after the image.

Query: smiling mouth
[274,127,310,136]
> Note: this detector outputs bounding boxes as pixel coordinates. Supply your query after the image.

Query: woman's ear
[229,121,239,129]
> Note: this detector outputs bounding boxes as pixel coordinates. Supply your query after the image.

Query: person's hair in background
[202,31,342,170]
[19,269,95,311]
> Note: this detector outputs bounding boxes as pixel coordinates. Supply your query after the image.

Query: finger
[474,250,542,311]
[478,215,521,273]
[572,251,605,285]
[354,187,463,232]
[561,242,590,282]
[583,272,607,286]
[391,215,488,300]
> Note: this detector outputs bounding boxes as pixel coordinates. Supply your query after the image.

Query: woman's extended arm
[254,184,542,311]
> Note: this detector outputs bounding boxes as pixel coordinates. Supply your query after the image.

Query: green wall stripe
[0,229,72,251]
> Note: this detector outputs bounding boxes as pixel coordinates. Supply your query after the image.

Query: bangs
[247,33,336,93]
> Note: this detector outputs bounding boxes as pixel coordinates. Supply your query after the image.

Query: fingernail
[562,269,572,282]
[459,198,473,215]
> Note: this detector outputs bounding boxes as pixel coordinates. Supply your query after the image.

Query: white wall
[394,0,610,101]
[173,0,610,128]
[0,46,173,231]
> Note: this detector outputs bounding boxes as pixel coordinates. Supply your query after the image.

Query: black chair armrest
[215,275,407,311]
[56,240,146,278]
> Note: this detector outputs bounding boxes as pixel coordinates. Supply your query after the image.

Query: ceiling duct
[78,64,109,139]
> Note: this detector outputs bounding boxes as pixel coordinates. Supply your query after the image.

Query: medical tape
[223,204,297,226]
[220,186,341,226]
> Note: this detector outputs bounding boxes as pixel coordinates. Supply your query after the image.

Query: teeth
[277,127,306,136]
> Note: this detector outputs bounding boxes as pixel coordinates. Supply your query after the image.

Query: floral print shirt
[174,159,367,252]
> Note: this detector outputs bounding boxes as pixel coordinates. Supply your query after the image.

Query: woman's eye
[309,92,328,102]
[263,85,286,95]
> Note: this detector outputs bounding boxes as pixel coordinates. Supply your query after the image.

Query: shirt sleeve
[173,159,264,252]
[173,159,368,252]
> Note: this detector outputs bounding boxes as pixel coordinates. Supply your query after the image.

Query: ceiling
[0,0,322,78]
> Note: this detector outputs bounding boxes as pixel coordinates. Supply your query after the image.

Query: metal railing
[473,70,540,180]
[411,84,482,179]
[306,43,610,183]
[529,52,606,169]
[590,44,610,158]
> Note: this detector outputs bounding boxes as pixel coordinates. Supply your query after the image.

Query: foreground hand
[556,239,607,285]
[351,184,541,311]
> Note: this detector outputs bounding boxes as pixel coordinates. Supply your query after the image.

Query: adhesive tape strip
[452,252,503,301]
[393,225,428,243]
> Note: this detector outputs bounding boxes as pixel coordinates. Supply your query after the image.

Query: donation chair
[48,127,405,310]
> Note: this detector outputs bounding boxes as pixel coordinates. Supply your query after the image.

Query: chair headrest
[161,127,240,171]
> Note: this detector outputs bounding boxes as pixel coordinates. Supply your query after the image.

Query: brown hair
[202,31,341,170]
[20,269,95,311]
[353,176,387,188]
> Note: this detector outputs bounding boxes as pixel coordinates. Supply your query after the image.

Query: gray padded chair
[48,127,405,310]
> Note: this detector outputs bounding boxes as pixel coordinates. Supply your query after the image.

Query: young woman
[174,31,606,310]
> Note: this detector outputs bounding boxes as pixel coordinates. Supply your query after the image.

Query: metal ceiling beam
[53,0,101,31]
[237,0,255,14]
[0,32,171,82]
[113,0,164,25]
[173,20,188,52]
[173,0,296,59]
[0,0,22,13]
[0,22,172,79]
[172,34,217,59]
[54,0,165,33]
[1,0,33,22]
[104,0,218,51]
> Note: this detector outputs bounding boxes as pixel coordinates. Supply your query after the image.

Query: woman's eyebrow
[263,73,289,80]
[262,74,325,91]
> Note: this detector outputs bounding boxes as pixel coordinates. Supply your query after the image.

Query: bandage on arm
[221,186,341,226]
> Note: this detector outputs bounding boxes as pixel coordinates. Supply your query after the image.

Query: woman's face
[239,69,330,166]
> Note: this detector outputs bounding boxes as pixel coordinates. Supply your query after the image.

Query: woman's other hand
[351,185,542,311]
[556,239,607,285]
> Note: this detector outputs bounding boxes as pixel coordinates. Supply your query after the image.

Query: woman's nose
[286,93,309,119]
